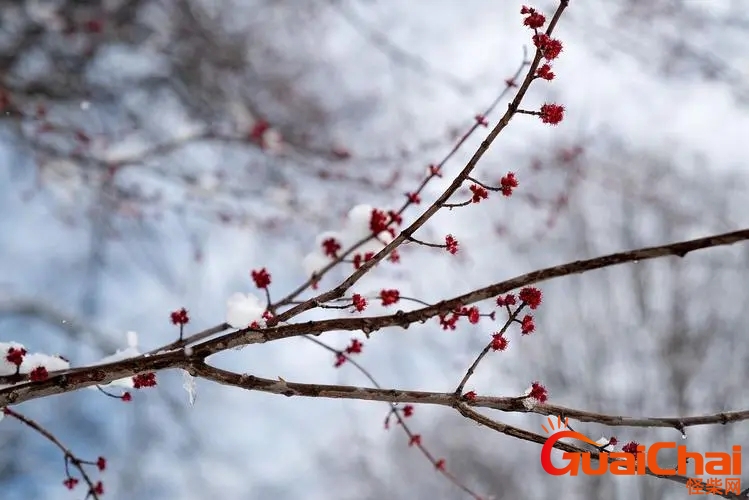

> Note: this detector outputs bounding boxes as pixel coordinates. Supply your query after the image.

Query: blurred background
[1,0,748,498]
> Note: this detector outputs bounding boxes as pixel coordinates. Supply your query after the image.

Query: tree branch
[191,227,749,354]
[3,228,748,408]
[271,1,569,324]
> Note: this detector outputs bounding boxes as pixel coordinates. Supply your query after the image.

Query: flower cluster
[2,5,574,500]
[303,204,400,279]
[1,342,70,379]
[170,307,189,326]
[334,338,364,368]
[519,6,566,125]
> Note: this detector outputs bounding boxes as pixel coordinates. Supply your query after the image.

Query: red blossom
[93,481,104,495]
[121,392,132,402]
[249,120,270,142]
[380,289,400,306]
[251,268,271,289]
[463,391,477,401]
[469,184,489,203]
[63,477,79,490]
[5,347,26,367]
[322,237,341,258]
[402,404,414,417]
[439,313,459,330]
[334,353,347,368]
[435,459,446,471]
[528,381,548,402]
[388,249,400,263]
[132,372,157,389]
[542,38,563,60]
[345,338,363,355]
[409,434,422,447]
[388,210,403,226]
[500,172,519,196]
[539,103,564,125]
[533,33,548,49]
[170,307,189,325]
[428,164,442,177]
[407,192,421,204]
[532,34,563,61]
[465,306,480,324]
[351,294,367,312]
[445,234,459,255]
[491,333,510,351]
[522,6,546,29]
[29,366,48,382]
[608,437,619,447]
[369,209,389,235]
[521,315,535,334]
[475,115,488,127]
[536,63,555,80]
[96,456,107,471]
[519,286,543,309]
[496,294,517,307]
[622,441,641,455]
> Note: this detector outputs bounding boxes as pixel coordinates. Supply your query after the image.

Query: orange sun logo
[541,415,570,435]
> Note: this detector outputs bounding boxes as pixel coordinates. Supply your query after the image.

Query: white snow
[226,292,265,329]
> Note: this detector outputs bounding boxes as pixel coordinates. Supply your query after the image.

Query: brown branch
[2,407,102,499]
[150,322,231,355]
[0,351,191,407]
[191,227,749,354]
[301,336,484,499]
[270,47,532,311]
[182,365,749,434]
[270,16,558,324]
[2,228,747,408]
[8,356,749,432]
[454,303,525,395]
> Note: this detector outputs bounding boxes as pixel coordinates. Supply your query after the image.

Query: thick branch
[185,364,749,433]
[192,228,749,355]
[271,0,570,324]
[3,228,748,407]
[0,351,190,407]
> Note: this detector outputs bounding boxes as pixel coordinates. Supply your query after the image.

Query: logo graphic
[540,416,600,476]
[539,415,742,495]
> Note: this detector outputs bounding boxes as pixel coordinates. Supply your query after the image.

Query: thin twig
[454,304,525,395]
[270,45,534,317]
[2,407,102,499]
